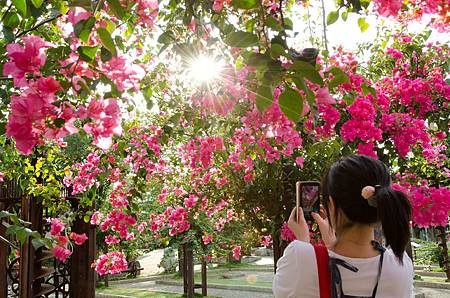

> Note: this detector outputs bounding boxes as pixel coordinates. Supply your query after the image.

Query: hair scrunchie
[361,185,381,207]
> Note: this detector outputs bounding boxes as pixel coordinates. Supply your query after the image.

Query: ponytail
[376,188,412,263]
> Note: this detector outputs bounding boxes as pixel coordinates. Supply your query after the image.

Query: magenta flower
[50,218,65,236]
[3,36,53,87]
[94,252,128,276]
[52,246,72,262]
[232,245,241,260]
[70,232,88,245]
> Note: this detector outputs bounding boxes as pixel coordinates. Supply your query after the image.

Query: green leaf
[16,227,32,244]
[341,10,348,21]
[100,46,112,62]
[266,15,283,31]
[74,16,96,43]
[293,76,315,102]
[0,211,13,219]
[84,214,91,223]
[53,118,66,128]
[106,0,124,19]
[246,53,271,68]
[328,67,349,89]
[270,43,285,59]
[224,31,258,48]
[31,0,43,8]
[12,0,27,16]
[291,61,324,86]
[157,30,175,44]
[327,11,339,25]
[278,88,303,122]
[77,45,99,62]
[32,238,45,250]
[97,27,117,56]
[357,17,369,32]
[232,0,258,9]
[283,18,293,30]
[343,92,356,105]
[255,85,273,112]
[361,83,377,97]
[4,12,20,28]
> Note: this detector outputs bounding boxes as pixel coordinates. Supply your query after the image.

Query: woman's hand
[311,205,336,248]
[288,207,310,243]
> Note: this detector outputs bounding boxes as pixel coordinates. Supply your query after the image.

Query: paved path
[116,280,450,298]
[137,249,165,276]
[132,251,450,297]
[415,288,450,298]
[119,280,273,297]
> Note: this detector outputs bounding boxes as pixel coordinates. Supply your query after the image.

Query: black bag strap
[331,241,385,298]
[370,241,385,297]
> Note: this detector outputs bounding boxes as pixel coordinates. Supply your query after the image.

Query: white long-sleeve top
[273,240,414,298]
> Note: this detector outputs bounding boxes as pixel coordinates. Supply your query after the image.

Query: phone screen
[300,183,320,220]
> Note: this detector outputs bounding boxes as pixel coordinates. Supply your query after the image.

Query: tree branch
[1,4,13,23]
[320,0,329,64]
[15,13,62,39]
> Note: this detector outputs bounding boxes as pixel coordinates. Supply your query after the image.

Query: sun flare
[187,55,224,83]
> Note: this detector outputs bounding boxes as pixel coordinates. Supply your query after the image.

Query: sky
[291,1,449,51]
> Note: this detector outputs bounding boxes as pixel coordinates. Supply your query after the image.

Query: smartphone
[296,181,321,221]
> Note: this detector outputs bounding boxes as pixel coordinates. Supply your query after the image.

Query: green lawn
[97,286,212,297]
[169,270,272,288]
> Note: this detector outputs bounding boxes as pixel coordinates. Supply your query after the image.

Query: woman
[273,155,413,297]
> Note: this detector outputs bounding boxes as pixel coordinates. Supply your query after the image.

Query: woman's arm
[272,240,306,298]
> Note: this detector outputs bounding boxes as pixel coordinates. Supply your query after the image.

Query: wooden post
[185,244,194,298]
[183,244,187,294]
[201,257,207,296]
[0,202,7,298]
[437,226,450,282]
[19,197,35,298]
[178,247,184,278]
[272,229,281,273]
[70,216,96,298]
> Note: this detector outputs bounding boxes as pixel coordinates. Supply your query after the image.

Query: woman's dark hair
[322,155,412,262]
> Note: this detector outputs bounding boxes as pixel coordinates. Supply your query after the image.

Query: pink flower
[184,194,198,209]
[373,0,402,17]
[67,7,92,26]
[261,235,272,247]
[105,235,121,245]
[36,76,61,94]
[94,251,128,276]
[212,0,231,12]
[82,98,122,150]
[295,156,305,168]
[202,234,213,245]
[56,235,68,247]
[315,88,336,105]
[281,222,296,241]
[50,218,65,236]
[90,211,104,225]
[232,245,241,260]
[386,48,403,59]
[0,172,4,183]
[52,246,72,262]
[70,232,88,245]
[3,36,53,87]
[357,142,378,159]
[135,0,158,28]
[99,56,145,92]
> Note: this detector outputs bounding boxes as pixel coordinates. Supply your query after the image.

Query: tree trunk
[0,202,7,298]
[272,227,286,273]
[70,216,96,298]
[437,226,450,282]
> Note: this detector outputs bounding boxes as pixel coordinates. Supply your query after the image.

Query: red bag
[314,245,331,298]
